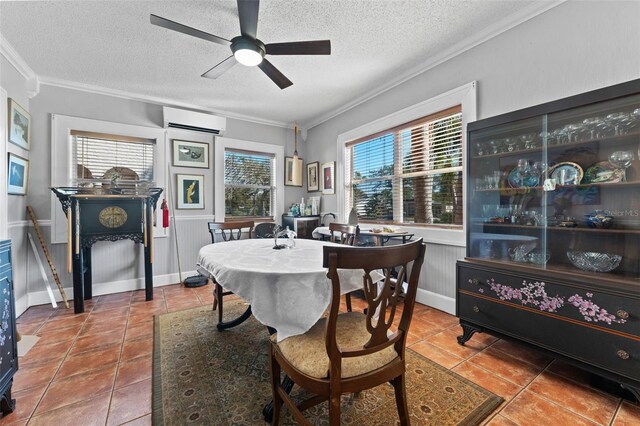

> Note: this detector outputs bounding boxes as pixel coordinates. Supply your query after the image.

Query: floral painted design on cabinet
[471,278,626,325]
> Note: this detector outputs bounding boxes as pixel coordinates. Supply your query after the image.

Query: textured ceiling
[0,0,551,127]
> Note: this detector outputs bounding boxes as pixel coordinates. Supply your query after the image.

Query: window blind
[224,149,275,218]
[347,106,463,225]
[72,131,155,182]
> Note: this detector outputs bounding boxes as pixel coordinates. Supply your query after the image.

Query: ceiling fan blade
[150,14,231,46]
[265,40,331,55]
[258,58,292,89]
[201,56,238,79]
[237,0,259,38]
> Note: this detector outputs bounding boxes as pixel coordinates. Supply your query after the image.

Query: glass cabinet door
[467,89,640,284]
[544,93,640,281]
[467,116,547,266]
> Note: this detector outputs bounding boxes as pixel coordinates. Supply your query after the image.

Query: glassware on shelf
[567,251,622,273]
[527,249,551,265]
[606,112,630,135]
[584,210,613,229]
[581,117,601,140]
[608,150,634,181]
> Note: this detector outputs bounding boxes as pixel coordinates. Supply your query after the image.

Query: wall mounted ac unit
[163,106,226,135]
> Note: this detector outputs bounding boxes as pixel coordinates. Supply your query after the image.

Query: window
[72,130,155,183]
[345,106,463,226]
[224,148,275,218]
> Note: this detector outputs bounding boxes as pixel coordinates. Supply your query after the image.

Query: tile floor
[1,283,639,425]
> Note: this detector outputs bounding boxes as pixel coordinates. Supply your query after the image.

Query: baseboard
[15,294,29,318]
[25,270,198,307]
[416,288,455,315]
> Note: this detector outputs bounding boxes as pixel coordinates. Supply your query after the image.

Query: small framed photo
[284,156,303,187]
[321,161,335,195]
[8,153,29,195]
[307,162,319,192]
[172,140,209,168]
[8,98,30,150]
[176,174,204,209]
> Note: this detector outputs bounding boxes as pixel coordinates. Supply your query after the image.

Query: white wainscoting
[10,215,215,315]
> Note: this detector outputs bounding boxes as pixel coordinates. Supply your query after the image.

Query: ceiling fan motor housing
[231,36,266,65]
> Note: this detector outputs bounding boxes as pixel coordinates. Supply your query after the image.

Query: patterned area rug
[153,301,502,425]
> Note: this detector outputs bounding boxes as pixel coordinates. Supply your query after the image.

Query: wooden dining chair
[328,222,359,311]
[269,239,426,425]
[207,221,254,325]
[254,222,277,239]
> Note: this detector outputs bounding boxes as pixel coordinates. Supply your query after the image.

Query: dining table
[312,225,415,246]
[196,238,368,341]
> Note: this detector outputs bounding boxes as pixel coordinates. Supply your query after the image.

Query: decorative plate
[507,167,539,188]
[584,161,625,183]
[548,162,583,185]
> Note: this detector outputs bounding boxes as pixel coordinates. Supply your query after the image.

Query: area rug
[153,301,502,425]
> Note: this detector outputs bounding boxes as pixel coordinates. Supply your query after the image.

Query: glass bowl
[566,251,622,273]
[527,249,551,265]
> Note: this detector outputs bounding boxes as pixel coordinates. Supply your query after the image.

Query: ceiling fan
[150,0,331,89]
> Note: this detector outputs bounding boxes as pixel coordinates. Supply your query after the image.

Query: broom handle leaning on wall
[27,206,70,309]
[167,162,183,283]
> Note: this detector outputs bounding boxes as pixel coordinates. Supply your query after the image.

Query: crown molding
[37,75,290,129]
[0,34,40,98]
[303,0,565,129]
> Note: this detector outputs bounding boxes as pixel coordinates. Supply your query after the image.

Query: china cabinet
[456,79,640,400]
[0,240,17,414]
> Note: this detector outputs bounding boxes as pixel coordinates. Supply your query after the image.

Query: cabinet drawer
[459,293,640,381]
[458,263,640,337]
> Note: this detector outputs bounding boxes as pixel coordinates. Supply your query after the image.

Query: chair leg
[391,374,410,426]
[345,292,352,312]
[215,283,224,324]
[329,394,341,425]
[269,345,282,425]
[211,285,218,311]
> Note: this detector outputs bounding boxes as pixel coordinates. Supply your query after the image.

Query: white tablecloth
[197,239,366,341]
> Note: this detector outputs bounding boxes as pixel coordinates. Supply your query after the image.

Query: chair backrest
[254,222,277,239]
[207,221,254,243]
[322,239,426,363]
[328,222,359,246]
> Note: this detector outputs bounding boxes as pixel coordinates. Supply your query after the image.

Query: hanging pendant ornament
[161,199,169,228]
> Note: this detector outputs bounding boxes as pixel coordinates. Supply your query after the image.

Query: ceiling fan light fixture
[231,37,265,66]
[234,48,263,66]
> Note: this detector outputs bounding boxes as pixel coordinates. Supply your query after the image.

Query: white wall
[1,55,34,314]
[304,1,640,312]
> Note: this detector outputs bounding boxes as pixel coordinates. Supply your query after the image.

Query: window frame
[223,148,276,220]
[336,82,476,246]
[214,137,284,222]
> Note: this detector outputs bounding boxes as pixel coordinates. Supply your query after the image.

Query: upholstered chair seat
[274,312,398,378]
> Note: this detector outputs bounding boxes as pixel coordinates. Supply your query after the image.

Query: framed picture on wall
[306,162,319,192]
[176,174,204,209]
[172,140,209,168]
[8,153,29,195]
[284,156,303,187]
[8,98,30,150]
[321,161,335,195]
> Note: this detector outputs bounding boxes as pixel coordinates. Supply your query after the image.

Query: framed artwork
[284,156,303,187]
[8,98,30,150]
[176,174,204,209]
[172,140,209,168]
[306,161,319,192]
[321,161,335,195]
[8,153,29,195]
